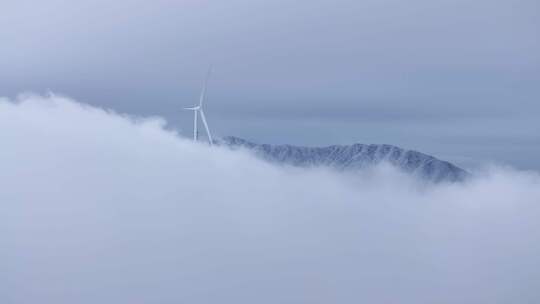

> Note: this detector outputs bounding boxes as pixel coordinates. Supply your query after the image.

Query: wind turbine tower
[184,68,214,146]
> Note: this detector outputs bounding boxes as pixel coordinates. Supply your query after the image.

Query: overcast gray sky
[1,0,539,169]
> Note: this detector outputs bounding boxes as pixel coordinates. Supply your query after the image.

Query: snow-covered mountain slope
[220,136,469,183]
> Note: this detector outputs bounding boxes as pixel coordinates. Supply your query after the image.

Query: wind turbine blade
[199,109,213,146]
[193,110,198,141]
[199,66,212,107]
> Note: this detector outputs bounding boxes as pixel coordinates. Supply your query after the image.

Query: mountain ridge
[220,136,469,183]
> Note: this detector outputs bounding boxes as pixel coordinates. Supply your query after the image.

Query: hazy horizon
[2,2,539,302]
[1,0,539,170]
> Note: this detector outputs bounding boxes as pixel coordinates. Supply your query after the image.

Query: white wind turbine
[184,68,214,146]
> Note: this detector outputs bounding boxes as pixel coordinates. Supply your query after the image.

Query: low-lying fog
[1,94,539,304]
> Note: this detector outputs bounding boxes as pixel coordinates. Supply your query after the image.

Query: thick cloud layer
[1,94,540,304]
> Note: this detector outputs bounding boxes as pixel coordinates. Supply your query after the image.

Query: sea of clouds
[1,94,539,304]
